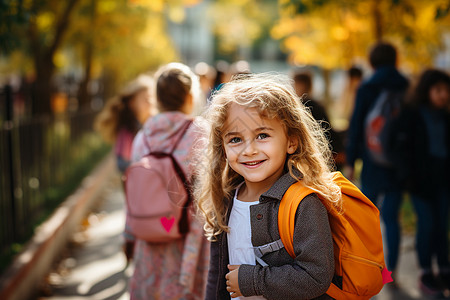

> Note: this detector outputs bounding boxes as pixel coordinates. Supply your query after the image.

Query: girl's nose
[242,140,258,156]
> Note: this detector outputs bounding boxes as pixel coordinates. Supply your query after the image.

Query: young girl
[195,73,341,300]
[127,63,209,299]
[95,74,156,174]
[396,69,450,295]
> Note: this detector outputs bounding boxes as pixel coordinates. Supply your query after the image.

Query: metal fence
[0,87,109,265]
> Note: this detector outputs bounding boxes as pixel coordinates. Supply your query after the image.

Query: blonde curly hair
[194,73,341,240]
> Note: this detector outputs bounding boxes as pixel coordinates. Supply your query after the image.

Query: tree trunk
[32,54,55,116]
[372,0,383,41]
[77,43,93,111]
[77,0,96,111]
[27,0,81,116]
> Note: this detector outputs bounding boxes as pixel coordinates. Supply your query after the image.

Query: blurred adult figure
[394,69,450,295]
[229,59,251,76]
[194,62,215,102]
[293,72,330,124]
[293,72,345,168]
[345,42,409,282]
[207,60,230,101]
[126,63,209,299]
[338,66,363,124]
[95,74,156,175]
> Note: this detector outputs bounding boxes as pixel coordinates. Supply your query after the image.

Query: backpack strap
[149,119,193,235]
[278,181,315,258]
[253,239,285,267]
[279,181,345,299]
[251,180,315,267]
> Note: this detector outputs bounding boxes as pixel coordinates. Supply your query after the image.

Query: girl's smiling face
[222,103,297,190]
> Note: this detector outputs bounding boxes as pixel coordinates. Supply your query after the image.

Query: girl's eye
[257,133,269,140]
[229,137,242,144]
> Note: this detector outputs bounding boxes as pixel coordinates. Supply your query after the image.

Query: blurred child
[208,60,230,101]
[396,69,450,295]
[196,73,339,299]
[95,75,155,174]
[293,72,345,169]
[345,43,409,284]
[127,63,209,299]
[293,72,329,124]
[338,66,363,124]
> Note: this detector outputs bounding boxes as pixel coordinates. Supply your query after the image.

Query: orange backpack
[278,172,388,300]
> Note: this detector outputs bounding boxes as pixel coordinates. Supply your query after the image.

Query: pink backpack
[125,121,192,243]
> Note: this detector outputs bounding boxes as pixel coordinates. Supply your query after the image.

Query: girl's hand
[226,264,242,298]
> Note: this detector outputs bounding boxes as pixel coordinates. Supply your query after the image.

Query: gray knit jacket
[205,172,335,300]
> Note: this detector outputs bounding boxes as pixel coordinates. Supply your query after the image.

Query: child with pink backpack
[125,63,209,299]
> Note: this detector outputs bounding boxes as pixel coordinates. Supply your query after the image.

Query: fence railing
[0,92,110,269]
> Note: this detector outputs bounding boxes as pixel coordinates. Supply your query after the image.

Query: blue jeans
[363,186,403,271]
[411,188,449,271]
[117,155,131,174]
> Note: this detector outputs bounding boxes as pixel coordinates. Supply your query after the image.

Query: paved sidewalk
[375,233,423,300]
[376,229,449,300]
[37,173,132,300]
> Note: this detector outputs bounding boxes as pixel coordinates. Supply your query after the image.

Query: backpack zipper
[343,253,384,270]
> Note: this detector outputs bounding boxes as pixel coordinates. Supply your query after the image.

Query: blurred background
[1,0,450,297]
[2,0,450,119]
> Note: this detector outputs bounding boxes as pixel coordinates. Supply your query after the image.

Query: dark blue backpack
[365,90,405,167]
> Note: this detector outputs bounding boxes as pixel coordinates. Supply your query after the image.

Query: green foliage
[0,128,110,274]
[81,0,177,83]
[0,0,30,54]
[0,0,186,115]
[400,195,416,234]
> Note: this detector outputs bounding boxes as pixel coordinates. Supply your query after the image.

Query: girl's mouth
[241,160,265,168]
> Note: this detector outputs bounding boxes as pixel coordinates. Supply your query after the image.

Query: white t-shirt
[227,185,267,300]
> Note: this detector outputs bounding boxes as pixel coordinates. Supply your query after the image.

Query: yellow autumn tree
[208,0,277,58]
[272,0,450,72]
[65,0,181,107]
[0,0,200,115]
